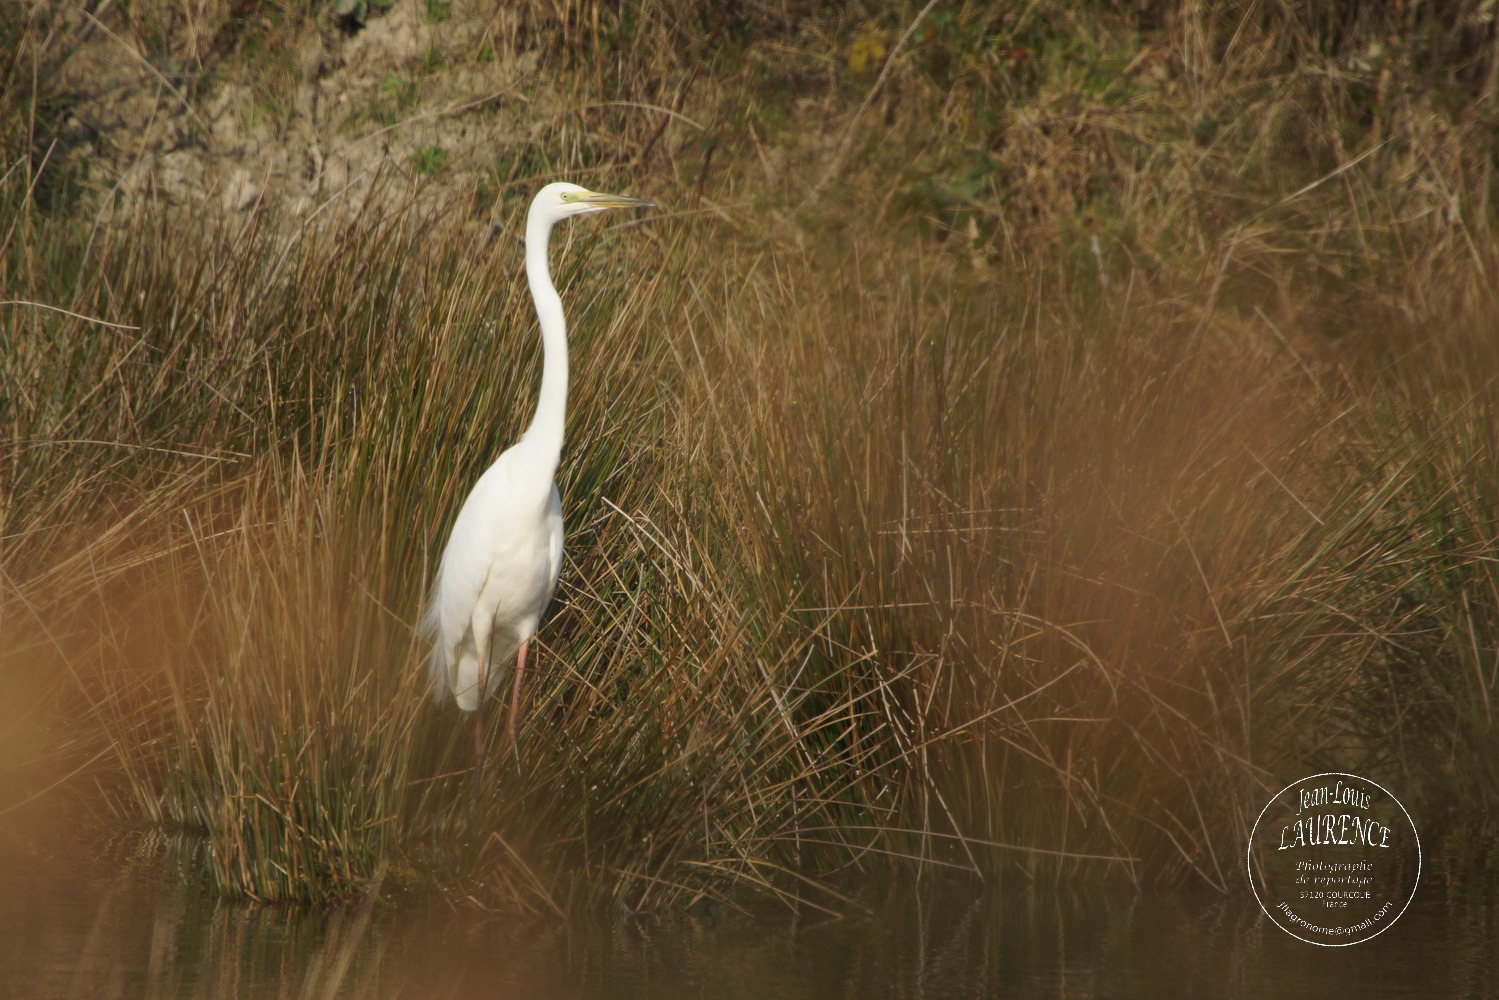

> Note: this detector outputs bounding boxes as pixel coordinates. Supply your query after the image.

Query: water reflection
[0,821,1493,999]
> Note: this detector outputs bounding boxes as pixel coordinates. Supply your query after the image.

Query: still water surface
[1,822,1493,999]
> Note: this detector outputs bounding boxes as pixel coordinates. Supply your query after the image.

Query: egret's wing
[544,483,564,604]
[423,453,518,686]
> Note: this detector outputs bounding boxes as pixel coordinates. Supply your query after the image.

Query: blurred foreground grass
[1,0,1496,909]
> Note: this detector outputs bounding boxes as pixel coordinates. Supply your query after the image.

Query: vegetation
[0,0,1495,911]
[411,142,449,175]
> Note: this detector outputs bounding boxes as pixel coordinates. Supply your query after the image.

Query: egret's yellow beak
[562,189,657,210]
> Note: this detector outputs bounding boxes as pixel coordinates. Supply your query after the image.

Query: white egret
[424,181,654,777]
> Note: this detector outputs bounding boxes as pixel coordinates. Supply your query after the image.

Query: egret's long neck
[522,211,568,468]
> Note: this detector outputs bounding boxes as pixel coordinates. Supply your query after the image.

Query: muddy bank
[40,1,594,222]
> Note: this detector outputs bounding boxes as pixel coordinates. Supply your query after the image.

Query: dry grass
[1,0,1496,909]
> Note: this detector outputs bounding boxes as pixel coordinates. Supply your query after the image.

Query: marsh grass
[1,0,1496,909]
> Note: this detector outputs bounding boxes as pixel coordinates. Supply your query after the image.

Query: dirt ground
[46,1,582,223]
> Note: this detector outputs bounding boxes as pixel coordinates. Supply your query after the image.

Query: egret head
[531,182,655,226]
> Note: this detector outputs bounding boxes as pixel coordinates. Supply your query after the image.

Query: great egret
[424,182,654,777]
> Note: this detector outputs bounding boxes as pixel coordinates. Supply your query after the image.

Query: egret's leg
[508,640,529,775]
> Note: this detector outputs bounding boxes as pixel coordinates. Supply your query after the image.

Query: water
[0,819,1493,999]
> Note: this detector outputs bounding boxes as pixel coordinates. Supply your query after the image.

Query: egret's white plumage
[424,181,653,763]
[425,451,563,711]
